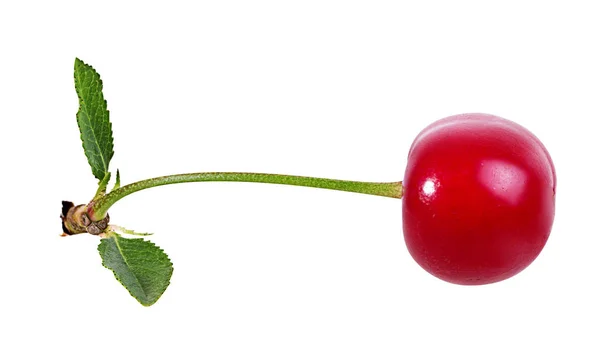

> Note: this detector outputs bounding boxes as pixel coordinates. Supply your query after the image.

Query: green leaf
[98,234,173,306]
[112,225,153,236]
[112,169,121,191]
[74,58,114,181]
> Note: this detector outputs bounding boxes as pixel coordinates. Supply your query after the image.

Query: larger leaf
[98,235,173,306]
[74,58,114,181]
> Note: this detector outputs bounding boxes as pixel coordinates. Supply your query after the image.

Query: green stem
[89,172,403,221]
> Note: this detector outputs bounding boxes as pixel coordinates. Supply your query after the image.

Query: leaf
[112,169,121,191]
[111,225,153,236]
[98,235,173,306]
[74,58,114,181]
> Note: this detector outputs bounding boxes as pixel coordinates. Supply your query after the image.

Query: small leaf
[111,225,153,236]
[74,58,114,181]
[98,234,173,306]
[112,169,121,191]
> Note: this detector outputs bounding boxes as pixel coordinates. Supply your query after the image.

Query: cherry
[402,113,556,285]
[67,59,560,305]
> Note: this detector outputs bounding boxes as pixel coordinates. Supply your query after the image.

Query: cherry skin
[402,113,556,285]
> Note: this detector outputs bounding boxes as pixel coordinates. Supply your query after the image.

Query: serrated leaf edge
[74,58,114,181]
[99,235,173,306]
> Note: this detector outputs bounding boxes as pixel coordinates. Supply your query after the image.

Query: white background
[1,1,598,357]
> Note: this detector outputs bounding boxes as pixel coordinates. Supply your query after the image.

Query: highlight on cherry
[62,58,556,306]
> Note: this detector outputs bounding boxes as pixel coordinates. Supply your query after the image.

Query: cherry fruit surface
[402,113,556,285]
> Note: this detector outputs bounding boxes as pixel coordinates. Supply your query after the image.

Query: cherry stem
[89,172,403,221]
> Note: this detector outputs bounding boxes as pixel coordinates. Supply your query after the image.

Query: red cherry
[402,113,556,285]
